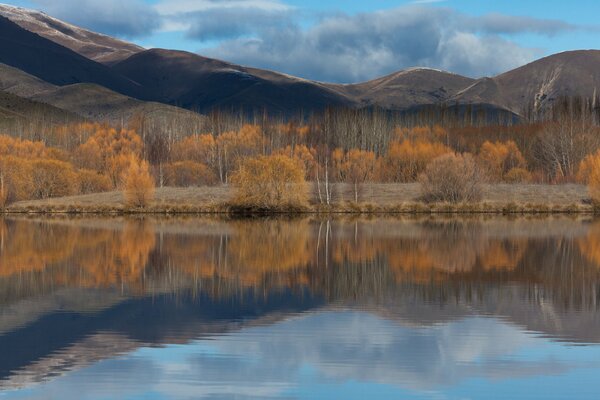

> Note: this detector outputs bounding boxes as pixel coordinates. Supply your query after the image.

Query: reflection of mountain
[1,216,600,390]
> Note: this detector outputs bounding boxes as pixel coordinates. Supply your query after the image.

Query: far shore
[1,183,596,215]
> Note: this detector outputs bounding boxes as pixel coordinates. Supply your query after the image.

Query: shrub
[78,169,112,194]
[231,154,308,210]
[164,161,218,187]
[504,168,533,183]
[419,153,483,203]
[122,156,155,208]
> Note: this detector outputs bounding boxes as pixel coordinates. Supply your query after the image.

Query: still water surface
[1,216,600,399]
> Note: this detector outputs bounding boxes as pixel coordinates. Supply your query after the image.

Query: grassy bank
[2,183,594,214]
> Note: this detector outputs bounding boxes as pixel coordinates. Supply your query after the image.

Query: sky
[5,0,600,83]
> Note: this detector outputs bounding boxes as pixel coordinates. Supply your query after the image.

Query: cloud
[472,13,578,36]
[154,0,294,40]
[12,312,587,399]
[26,2,587,82]
[200,6,550,82]
[31,0,161,38]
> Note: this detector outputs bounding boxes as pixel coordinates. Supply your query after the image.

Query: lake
[0,215,600,399]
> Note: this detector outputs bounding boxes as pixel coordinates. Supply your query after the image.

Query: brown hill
[454,50,600,114]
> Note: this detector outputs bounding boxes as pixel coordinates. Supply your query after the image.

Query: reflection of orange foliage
[72,221,156,290]
[579,222,600,268]
[224,220,312,285]
[0,220,79,277]
[2,217,588,299]
[0,219,155,292]
[479,241,526,271]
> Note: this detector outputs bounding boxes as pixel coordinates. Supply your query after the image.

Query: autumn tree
[216,125,263,183]
[164,161,218,187]
[533,108,600,182]
[577,151,600,204]
[334,149,376,202]
[275,144,317,180]
[73,127,144,187]
[78,169,112,194]
[122,155,155,208]
[0,156,33,204]
[478,140,527,182]
[377,138,452,182]
[231,154,308,210]
[30,159,78,199]
[172,134,218,171]
[419,153,483,203]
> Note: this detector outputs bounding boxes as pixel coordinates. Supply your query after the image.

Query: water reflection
[1,216,600,399]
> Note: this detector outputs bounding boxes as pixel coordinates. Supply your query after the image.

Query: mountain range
[0,3,599,124]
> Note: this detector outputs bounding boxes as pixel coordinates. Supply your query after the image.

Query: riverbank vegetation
[1,96,600,212]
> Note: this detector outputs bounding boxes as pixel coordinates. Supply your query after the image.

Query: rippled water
[1,216,600,399]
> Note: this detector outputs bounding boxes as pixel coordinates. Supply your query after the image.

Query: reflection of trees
[0,219,155,295]
[578,220,600,267]
[2,216,600,312]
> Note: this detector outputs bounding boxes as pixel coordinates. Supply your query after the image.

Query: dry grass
[4,183,591,214]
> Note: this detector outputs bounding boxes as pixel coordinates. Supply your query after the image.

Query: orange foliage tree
[172,134,218,172]
[31,159,78,199]
[164,161,218,187]
[378,138,452,182]
[0,156,34,205]
[577,150,600,203]
[74,127,143,187]
[78,169,112,194]
[478,140,527,182]
[122,155,155,208]
[216,125,263,183]
[231,154,308,209]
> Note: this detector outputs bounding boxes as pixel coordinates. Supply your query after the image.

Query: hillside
[329,68,476,109]
[0,63,205,131]
[0,15,147,99]
[454,50,600,114]
[0,4,143,65]
[0,89,81,133]
[112,49,353,113]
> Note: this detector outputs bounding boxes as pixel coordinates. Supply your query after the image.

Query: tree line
[2,95,600,207]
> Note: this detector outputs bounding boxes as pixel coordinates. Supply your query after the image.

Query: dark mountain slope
[0,15,148,99]
[112,49,354,113]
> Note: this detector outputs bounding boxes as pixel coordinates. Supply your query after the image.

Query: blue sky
[5,0,600,82]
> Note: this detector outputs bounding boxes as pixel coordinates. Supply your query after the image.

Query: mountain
[0,63,205,130]
[328,68,476,109]
[0,89,81,134]
[0,4,143,65]
[0,14,148,99]
[454,50,600,114]
[112,49,353,113]
[1,4,600,118]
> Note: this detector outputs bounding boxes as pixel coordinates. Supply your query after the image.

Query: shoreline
[1,201,594,215]
[1,183,594,215]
